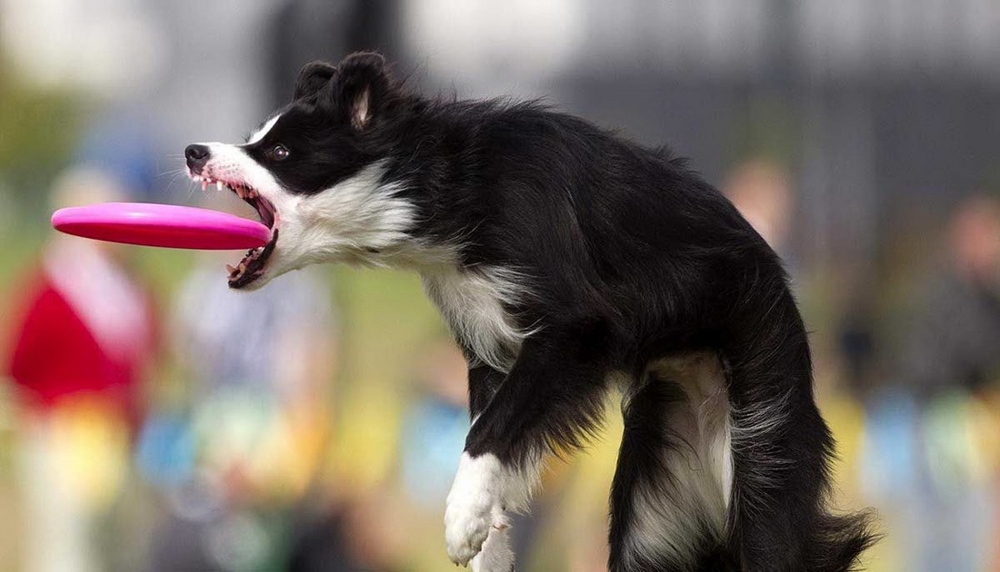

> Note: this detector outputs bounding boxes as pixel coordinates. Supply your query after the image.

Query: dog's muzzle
[185,144,211,173]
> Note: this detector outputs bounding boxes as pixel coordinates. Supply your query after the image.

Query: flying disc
[51,202,272,250]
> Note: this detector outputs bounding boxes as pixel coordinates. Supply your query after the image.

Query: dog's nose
[185,144,211,172]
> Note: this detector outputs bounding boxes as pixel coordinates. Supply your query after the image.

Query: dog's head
[185,52,418,289]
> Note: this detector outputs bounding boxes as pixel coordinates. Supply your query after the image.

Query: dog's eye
[268,144,290,161]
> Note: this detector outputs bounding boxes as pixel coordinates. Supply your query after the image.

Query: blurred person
[863,193,1000,571]
[722,157,795,258]
[398,338,471,510]
[142,193,340,571]
[895,194,1000,398]
[4,166,159,572]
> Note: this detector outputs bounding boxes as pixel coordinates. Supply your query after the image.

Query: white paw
[471,524,514,572]
[445,494,505,566]
[444,453,507,566]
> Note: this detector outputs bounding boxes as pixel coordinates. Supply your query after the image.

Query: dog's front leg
[467,361,505,419]
[446,330,608,570]
[447,362,514,571]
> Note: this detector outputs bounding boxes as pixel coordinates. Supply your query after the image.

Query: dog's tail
[696,511,878,572]
[719,275,879,572]
[801,510,880,572]
[691,510,877,572]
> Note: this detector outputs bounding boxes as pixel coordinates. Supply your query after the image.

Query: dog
[185,52,875,571]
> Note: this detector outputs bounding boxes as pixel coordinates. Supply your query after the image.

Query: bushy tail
[803,510,880,572]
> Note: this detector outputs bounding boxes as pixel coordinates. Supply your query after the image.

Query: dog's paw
[444,494,504,565]
[445,453,507,566]
[470,524,514,572]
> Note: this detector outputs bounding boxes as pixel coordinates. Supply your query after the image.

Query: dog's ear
[293,61,338,101]
[333,52,389,130]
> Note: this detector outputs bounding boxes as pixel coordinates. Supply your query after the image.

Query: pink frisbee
[51,202,272,250]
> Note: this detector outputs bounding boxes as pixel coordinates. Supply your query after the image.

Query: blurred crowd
[4,158,1000,572]
[2,1,1000,571]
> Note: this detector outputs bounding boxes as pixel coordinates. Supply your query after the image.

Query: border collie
[185,52,875,571]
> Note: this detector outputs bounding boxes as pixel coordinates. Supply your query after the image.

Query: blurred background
[1,0,999,570]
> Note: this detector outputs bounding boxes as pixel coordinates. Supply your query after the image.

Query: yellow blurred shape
[47,396,129,512]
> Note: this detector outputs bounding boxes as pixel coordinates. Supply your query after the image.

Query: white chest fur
[422,267,533,373]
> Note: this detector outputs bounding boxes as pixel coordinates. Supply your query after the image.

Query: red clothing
[6,250,157,428]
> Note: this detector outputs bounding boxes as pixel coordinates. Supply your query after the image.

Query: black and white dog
[185,52,874,571]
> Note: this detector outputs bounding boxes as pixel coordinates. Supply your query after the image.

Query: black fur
[210,52,878,571]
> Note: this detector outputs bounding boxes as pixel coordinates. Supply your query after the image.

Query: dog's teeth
[226,263,237,275]
[216,181,223,191]
[201,180,207,191]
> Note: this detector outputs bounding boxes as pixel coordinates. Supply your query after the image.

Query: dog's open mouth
[192,175,279,289]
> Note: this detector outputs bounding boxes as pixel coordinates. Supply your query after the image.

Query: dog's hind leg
[608,353,733,572]
[445,322,611,570]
